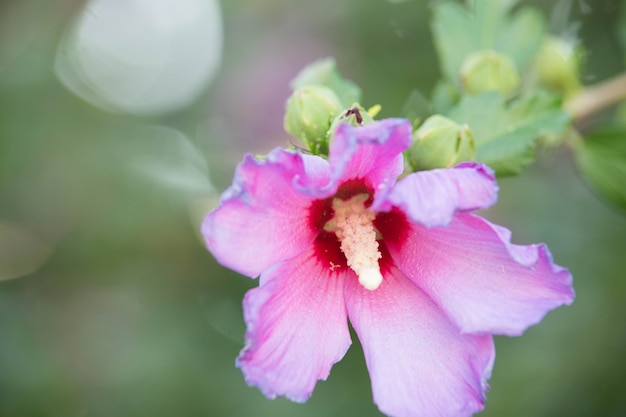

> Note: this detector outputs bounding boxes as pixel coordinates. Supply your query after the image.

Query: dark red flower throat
[308,178,409,279]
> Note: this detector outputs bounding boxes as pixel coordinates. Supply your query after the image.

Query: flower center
[325,194,383,290]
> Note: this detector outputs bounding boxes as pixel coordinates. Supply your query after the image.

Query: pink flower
[202,119,574,417]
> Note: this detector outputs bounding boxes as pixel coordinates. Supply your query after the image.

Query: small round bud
[327,103,374,137]
[460,50,521,97]
[533,36,582,97]
[408,115,476,171]
[290,58,362,107]
[284,86,343,155]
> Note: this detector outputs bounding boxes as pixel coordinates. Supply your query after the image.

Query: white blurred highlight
[0,222,54,281]
[131,125,214,195]
[129,125,218,239]
[55,0,223,115]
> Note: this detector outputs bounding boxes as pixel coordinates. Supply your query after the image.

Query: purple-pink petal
[344,265,494,417]
[388,213,575,336]
[202,148,324,278]
[303,118,410,198]
[237,247,352,402]
[374,163,497,228]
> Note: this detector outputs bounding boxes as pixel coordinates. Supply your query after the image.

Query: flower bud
[284,86,343,155]
[460,50,521,97]
[290,57,362,107]
[327,104,375,142]
[533,36,582,97]
[407,115,476,171]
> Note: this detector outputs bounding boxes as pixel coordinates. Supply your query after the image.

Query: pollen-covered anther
[330,194,383,290]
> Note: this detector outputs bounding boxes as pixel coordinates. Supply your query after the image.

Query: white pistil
[330,194,383,291]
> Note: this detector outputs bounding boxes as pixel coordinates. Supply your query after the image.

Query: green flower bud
[290,57,362,107]
[284,85,343,155]
[533,36,582,98]
[460,50,521,97]
[327,103,375,142]
[407,115,476,171]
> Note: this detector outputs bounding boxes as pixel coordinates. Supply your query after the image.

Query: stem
[565,72,626,121]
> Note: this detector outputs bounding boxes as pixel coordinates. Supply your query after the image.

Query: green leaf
[447,91,570,176]
[575,128,626,211]
[400,89,432,128]
[431,80,460,114]
[431,0,545,82]
[290,57,361,108]
[494,7,545,67]
[431,1,478,82]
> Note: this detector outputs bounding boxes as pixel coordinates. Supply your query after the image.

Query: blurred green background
[1,0,625,416]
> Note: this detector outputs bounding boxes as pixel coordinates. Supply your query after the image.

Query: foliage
[575,128,626,211]
[447,91,570,176]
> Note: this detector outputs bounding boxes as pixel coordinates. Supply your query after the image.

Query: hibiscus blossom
[201,118,574,417]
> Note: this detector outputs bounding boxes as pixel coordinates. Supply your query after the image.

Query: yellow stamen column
[330,195,383,290]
